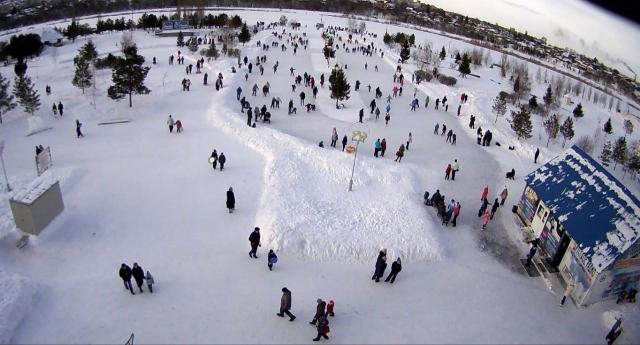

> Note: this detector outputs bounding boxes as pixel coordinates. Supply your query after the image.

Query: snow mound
[25,116,51,137]
[209,91,444,263]
[0,270,39,344]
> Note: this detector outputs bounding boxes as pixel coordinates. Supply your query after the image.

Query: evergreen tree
[573,102,584,117]
[454,52,461,63]
[603,118,613,134]
[627,149,640,178]
[612,136,627,170]
[383,32,392,45]
[543,113,560,147]
[492,92,507,123]
[72,57,93,94]
[600,140,612,167]
[107,44,150,108]
[79,39,98,62]
[513,75,520,95]
[458,53,471,77]
[408,34,415,45]
[0,73,16,124]
[624,119,634,137]
[328,65,350,107]
[188,37,198,52]
[399,41,410,63]
[528,95,538,110]
[439,46,446,61]
[238,23,251,45]
[509,106,532,139]
[202,39,219,60]
[560,117,575,147]
[176,31,185,47]
[543,85,553,108]
[12,74,40,115]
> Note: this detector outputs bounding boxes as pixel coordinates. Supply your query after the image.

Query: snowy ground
[0,9,639,344]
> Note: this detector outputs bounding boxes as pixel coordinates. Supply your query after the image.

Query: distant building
[517,145,640,306]
[161,19,191,31]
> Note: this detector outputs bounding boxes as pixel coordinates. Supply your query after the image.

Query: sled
[25,127,53,137]
[98,119,132,125]
[345,146,356,154]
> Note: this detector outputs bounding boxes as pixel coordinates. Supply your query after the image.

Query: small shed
[517,145,640,305]
[9,172,64,236]
[41,28,63,46]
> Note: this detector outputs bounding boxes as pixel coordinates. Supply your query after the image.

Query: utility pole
[0,140,11,192]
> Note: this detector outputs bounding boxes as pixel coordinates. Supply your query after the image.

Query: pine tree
[439,46,446,61]
[603,118,613,134]
[627,149,640,179]
[455,52,461,63]
[492,92,507,123]
[543,113,560,147]
[107,44,150,108]
[573,102,584,117]
[238,23,251,45]
[12,74,40,116]
[600,140,612,166]
[383,32,392,45]
[72,57,93,94]
[188,37,198,52]
[528,95,538,110]
[624,119,634,137]
[328,65,350,107]
[79,39,98,62]
[513,75,520,95]
[509,106,532,139]
[458,53,471,77]
[400,41,410,63]
[543,85,553,108]
[176,31,185,47]
[560,117,574,147]
[612,136,627,170]
[0,73,16,124]
[202,39,219,60]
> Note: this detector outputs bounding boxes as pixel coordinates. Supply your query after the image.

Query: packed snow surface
[0,270,39,344]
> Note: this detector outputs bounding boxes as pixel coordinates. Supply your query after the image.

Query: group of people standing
[118,263,154,295]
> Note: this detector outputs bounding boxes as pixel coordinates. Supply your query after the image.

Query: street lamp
[0,140,11,192]
[348,130,367,192]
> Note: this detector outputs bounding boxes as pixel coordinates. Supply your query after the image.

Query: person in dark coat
[341,135,348,151]
[313,313,330,341]
[76,120,84,138]
[490,198,500,219]
[218,152,226,171]
[58,102,64,116]
[226,187,235,213]
[358,108,364,123]
[606,317,623,345]
[534,148,540,164]
[210,150,218,169]
[385,257,402,283]
[310,299,326,325]
[249,227,261,258]
[380,138,387,157]
[371,249,387,282]
[267,249,277,271]
[119,263,135,295]
[277,287,296,321]
[131,262,145,293]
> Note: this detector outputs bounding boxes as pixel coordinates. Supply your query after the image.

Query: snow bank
[209,89,444,263]
[0,270,39,344]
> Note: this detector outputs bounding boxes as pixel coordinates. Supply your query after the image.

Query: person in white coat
[451,159,460,180]
[146,271,155,293]
[167,115,175,133]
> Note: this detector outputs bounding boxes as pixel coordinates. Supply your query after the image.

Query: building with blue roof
[517,145,640,306]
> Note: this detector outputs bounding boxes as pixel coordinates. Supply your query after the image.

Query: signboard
[36,147,52,176]
[518,185,539,222]
[570,242,596,283]
[614,257,640,270]
[162,20,190,31]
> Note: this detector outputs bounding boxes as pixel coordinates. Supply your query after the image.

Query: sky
[419,0,640,79]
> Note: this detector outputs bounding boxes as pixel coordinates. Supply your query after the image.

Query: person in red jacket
[175,120,183,133]
[326,300,335,317]
[445,164,452,180]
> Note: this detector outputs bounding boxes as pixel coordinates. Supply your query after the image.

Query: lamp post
[348,130,367,192]
[0,140,11,192]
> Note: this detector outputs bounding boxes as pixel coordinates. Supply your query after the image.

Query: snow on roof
[11,172,58,205]
[40,28,62,42]
[526,145,640,273]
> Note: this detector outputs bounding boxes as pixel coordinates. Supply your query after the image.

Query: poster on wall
[518,186,539,223]
[602,270,640,299]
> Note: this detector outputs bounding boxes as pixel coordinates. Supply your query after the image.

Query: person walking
[394,144,405,162]
[481,208,490,230]
[58,102,64,116]
[606,317,623,345]
[384,112,390,126]
[434,123,439,135]
[406,132,412,150]
[560,280,576,306]
[374,138,381,157]
[380,138,387,157]
[385,258,402,283]
[525,243,537,267]
[313,313,330,341]
[330,128,338,148]
[500,186,508,206]
[248,227,261,258]
[277,287,296,321]
[451,201,461,227]
[267,249,278,271]
[490,198,500,220]
[326,300,335,317]
[226,187,235,213]
[451,159,459,180]
[358,108,364,123]
[445,164,452,180]
[145,270,155,293]
[76,120,84,138]
[210,150,218,169]
[310,299,326,325]
[119,263,135,295]
[132,262,145,293]
[534,148,540,164]
[341,135,348,151]
[371,249,387,282]
[481,185,489,201]
[167,115,175,133]
[218,152,226,171]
